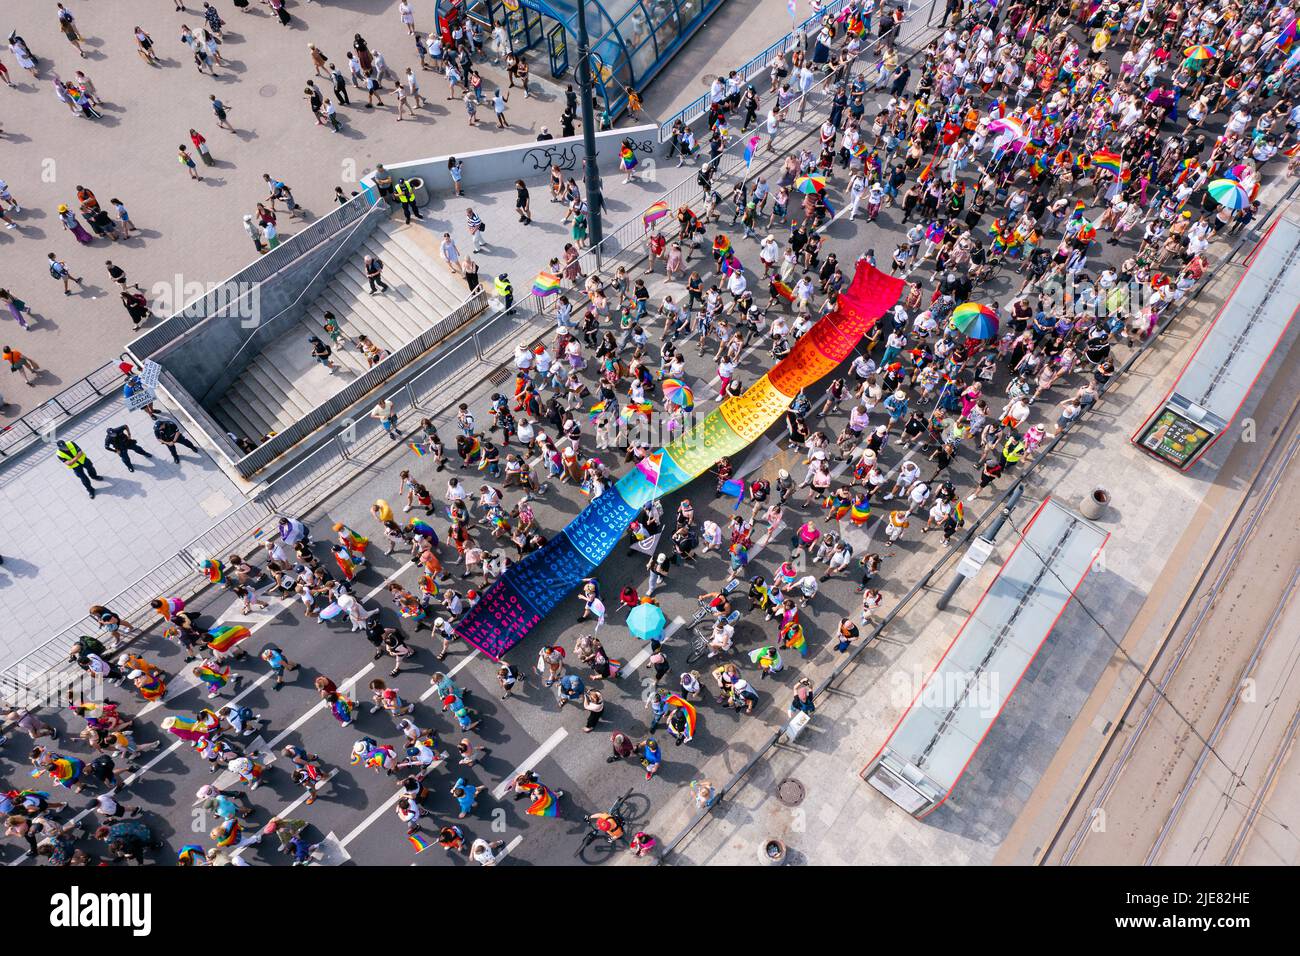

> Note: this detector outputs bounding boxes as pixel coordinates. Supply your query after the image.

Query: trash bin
[1080,488,1110,520]
[759,838,787,865]
[407,176,427,206]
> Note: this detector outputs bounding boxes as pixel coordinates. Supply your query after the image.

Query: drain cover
[259,84,278,98]
[777,777,805,807]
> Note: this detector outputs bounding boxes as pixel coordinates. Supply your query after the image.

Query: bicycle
[577,787,634,857]
[686,608,740,664]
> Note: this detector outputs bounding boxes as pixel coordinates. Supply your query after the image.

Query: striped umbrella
[1207,178,1250,209]
[793,175,827,194]
[950,302,999,339]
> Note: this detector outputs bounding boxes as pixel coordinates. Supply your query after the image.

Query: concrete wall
[372,124,661,199]
[156,206,385,402]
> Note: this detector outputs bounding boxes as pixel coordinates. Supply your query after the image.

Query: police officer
[1001,431,1027,469]
[394,178,424,224]
[56,439,105,499]
[494,272,513,312]
[153,415,200,464]
[105,424,154,472]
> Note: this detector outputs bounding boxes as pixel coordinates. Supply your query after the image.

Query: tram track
[1039,395,1300,866]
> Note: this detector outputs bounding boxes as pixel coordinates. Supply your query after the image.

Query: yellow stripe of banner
[718,373,793,443]
[663,407,749,477]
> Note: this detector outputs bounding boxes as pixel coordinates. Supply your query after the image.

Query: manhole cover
[259,84,278,98]
[777,777,805,807]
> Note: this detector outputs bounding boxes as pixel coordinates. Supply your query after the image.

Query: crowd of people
[4,0,1300,865]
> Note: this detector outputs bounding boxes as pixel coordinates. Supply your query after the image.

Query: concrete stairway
[210,216,469,446]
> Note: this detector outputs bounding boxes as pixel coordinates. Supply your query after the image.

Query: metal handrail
[656,175,1300,864]
[128,193,376,359]
[198,201,387,405]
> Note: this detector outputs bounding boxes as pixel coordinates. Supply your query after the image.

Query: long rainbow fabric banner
[455,265,904,658]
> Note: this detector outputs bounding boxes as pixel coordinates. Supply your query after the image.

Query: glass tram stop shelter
[434,0,724,117]
[862,498,1109,818]
[1132,213,1300,471]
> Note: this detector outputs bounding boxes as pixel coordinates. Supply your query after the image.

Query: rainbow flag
[588,400,608,422]
[1070,200,1087,219]
[1277,19,1297,52]
[195,664,229,689]
[335,550,358,581]
[199,559,224,584]
[420,574,440,598]
[1091,150,1122,175]
[525,784,559,817]
[408,442,427,457]
[620,146,638,170]
[46,757,81,785]
[178,845,205,865]
[953,501,965,526]
[206,624,250,654]
[642,199,669,230]
[408,518,436,538]
[462,436,481,459]
[781,621,808,656]
[720,253,743,277]
[743,135,761,168]
[849,499,871,524]
[664,694,697,739]
[771,280,795,302]
[409,832,434,853]
[337,526,369,554]
[532,271,561,297]
[330,696,355,724]
[621,402,653,421]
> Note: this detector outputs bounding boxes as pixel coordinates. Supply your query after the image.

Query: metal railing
[127,193,377,360]
[199,201,389,407]
[0,358,128,460]
[657,0,939,142]
[232,287,491,477]
[656,176,1300,864]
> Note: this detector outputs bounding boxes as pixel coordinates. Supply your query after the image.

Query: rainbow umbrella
[950,302,999,339]
[793,175,827,194]
[1207,178,1250,209]
[662,378,694,410]
[1183,44,1216,60]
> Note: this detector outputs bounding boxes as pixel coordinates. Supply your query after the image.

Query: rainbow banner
[665,694,697,739]
[642,199,669,230]
[454,265,903,658]
[409,832,434,853]
[532,271,561,297]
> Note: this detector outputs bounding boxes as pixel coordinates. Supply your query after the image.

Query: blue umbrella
[627,603,666,640]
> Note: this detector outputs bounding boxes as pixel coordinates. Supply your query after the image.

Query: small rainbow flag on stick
[588,401,608,422]
[532,271,561,297]
[642,199,669,230]
[408,442,427,457]
[206,624,250,654]
[409,832,434,853]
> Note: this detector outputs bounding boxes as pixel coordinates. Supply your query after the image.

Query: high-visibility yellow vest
[494,275,511,297]
[1002,437,1026,463]
[394,181,414,203]
[57,442,87,468]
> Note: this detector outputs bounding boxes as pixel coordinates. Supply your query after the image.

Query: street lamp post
[574,0,605,263]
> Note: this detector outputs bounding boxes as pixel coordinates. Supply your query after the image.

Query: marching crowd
[4,0,1300,865]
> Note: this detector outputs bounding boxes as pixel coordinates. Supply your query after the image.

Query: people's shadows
[233,128,259,143]
[90,112,121,129]
[153,57,182,70]
[76,282,108,300]
[199,177,228,189]
[31,369,65,389]
[94,100,125,113]
[210,158,238,170]
[20,207,48,220]
[132,228,163,240]
[0,132,32,145]
[0,555,40,581]
[217,59,248,75]
[90,475,146,499]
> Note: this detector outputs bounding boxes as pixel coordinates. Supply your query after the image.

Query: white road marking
[624,616,685,672]
[491,726,568,799]
[231,769,340,860]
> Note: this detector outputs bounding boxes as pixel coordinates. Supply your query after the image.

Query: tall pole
[574,0,605,259]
